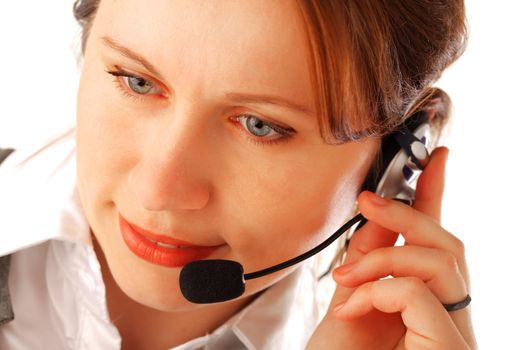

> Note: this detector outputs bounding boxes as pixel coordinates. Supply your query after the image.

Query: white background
[1,1,524,348]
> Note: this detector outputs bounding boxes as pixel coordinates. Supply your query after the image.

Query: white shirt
[0,131,336,349]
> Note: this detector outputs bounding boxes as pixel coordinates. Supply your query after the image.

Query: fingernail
[333,301,345,313]
[345,255,360,265]
[334,261,357,274]
[368,192,389,206]
[436,146,449,160]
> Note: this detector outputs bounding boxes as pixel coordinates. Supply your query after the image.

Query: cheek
[77,65,137,164]
[219,147,370,272]
[75,63,140,222]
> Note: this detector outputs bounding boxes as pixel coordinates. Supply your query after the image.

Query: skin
[308,147,477,349]
[76,0,378,348]
[76,0,476,348]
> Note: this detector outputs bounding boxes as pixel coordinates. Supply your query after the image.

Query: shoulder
[0,128,76,179]
[0,128,89,256]
[1,239,121,349]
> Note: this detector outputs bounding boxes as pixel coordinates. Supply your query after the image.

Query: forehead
[90,0,315,114]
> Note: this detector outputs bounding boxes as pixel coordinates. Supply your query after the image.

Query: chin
[108,243,201,311]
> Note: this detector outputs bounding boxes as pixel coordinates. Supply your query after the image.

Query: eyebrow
[100,36,313,115]
[101,36,163,78]
[224,92,313,115]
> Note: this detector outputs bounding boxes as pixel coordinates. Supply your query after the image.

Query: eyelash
[105,67,295,146]
[231,115,295,146]
[106,67,163,102]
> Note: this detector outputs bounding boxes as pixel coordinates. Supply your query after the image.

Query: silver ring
[443,294,471,312]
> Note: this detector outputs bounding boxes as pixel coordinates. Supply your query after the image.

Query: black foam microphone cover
[180,259,245,303]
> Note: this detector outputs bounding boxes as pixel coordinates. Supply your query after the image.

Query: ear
[422,97,441,122]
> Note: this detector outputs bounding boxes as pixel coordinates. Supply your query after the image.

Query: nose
[129,117,212,211]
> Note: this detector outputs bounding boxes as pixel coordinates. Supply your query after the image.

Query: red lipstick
[119,213,220,267]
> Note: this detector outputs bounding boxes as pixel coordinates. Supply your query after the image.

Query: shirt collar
[228,260,321,349]
[170,260,321,350]
[0,130,90,257]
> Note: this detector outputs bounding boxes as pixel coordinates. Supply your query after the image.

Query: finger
[333,277,469,349]
[355,192,475,347]
[329,219,398,308]
[358,191,466,268]
[332,245,468,304]
[413,146,449,222]
[345,220,399,263]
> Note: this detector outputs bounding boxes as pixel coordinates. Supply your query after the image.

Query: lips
[118,213,221,267]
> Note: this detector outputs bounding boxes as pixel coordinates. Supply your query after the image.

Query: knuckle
[438,250,460,273]
[451,235,466,256]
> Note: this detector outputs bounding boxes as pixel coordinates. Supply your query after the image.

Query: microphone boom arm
[244,213,364,280]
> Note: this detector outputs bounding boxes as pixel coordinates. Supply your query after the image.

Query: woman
[0,0,476,348]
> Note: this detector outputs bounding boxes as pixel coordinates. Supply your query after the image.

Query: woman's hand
[307,147,477,349]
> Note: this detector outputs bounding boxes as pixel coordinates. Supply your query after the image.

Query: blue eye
[126,76,154,94]
[234,115,295,145]
[239,115,276,137]
[106,68,163,100]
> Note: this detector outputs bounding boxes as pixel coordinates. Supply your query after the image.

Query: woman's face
[76,0,379,311]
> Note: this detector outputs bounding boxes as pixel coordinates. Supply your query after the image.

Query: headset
[361,110,430,201]
[179,111,432,303]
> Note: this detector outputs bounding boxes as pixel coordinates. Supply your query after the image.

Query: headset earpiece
[349,111,431,235]
[360,111,431,202]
